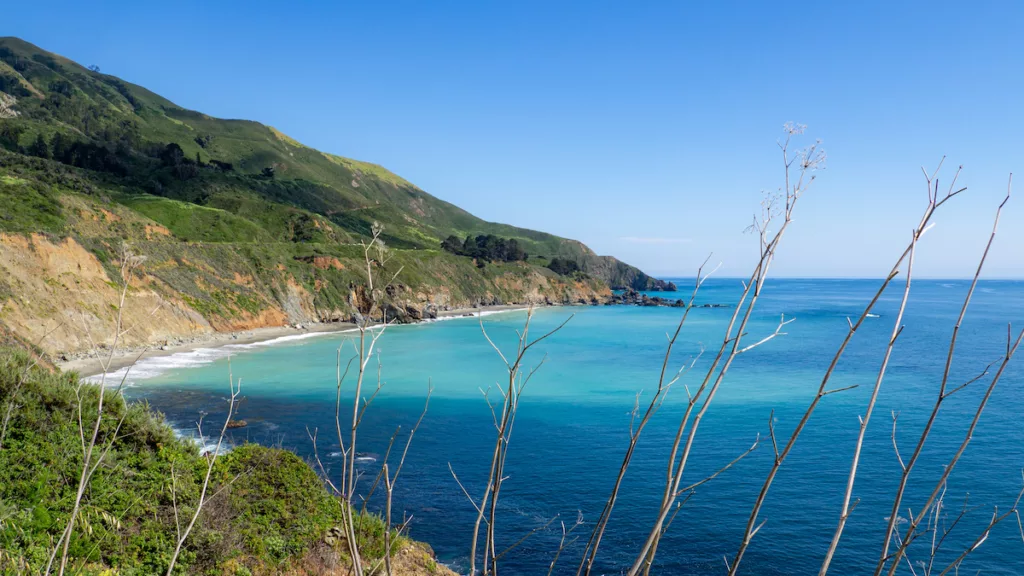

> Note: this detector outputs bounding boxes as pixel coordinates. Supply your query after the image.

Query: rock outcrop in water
[608,288,731,309]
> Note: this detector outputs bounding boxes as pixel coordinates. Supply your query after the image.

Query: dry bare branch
[47,245,145,576]
[548,511,585,576]
[882,326,1023,576]
[875,178,1014,576]
[727,162,972,576]
[457,306,571,576]
[627,124,824,576]
[165,370,242,575]
[936,480,1024,576]
[577,258,713,575]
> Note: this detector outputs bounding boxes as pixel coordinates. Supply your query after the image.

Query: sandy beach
[58,304,531,377]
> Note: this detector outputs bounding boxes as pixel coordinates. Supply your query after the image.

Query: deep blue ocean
[111,279,1024,574]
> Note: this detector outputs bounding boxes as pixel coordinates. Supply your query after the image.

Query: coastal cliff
[0,36,668,359]
[0,220,610,358]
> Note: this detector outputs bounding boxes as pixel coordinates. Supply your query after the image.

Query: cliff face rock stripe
[0,233,212,354]
[0,232,613,356]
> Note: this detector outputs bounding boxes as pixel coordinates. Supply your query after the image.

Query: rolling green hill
[0,36,672,355]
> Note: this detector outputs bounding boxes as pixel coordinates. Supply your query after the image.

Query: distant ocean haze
[119,279,1024,574]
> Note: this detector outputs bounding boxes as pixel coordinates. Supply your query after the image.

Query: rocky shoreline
[58,303,530,377]
[607,288,732,309]
[58,293,730,377]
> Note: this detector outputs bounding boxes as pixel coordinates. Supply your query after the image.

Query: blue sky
[6,1,1022,277]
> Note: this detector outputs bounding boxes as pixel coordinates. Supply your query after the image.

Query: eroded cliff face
[0,232,610,356]
[0,233,212,354]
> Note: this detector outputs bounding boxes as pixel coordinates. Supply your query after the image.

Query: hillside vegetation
[0,37,670,355]
[0,346,453,575]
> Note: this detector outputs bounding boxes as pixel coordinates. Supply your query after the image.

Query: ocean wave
[81,328,360,386]
[174,428,233,456]
[81,311,520,386]
[324,452,375,463]
[83,346,234,387]
[419,308,527,324]
[227,329,356,350]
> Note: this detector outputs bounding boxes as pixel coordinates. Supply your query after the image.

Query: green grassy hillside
[0,346,448,575]
[0,36,667,291]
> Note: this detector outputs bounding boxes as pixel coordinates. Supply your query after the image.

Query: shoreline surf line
[68,304,533,383]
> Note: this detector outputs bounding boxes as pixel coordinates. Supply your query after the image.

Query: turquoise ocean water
[112,279,1024,574]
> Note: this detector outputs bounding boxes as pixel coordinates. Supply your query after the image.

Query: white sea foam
[228,329,356,350]
[81,328,361,387]
[81,310,521,386]
[477,308,527,317]
[174,428,232,456]
[197,441,231,456]
[83,346,234,387]
[420,308,527,324]
[324,452,375,462]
